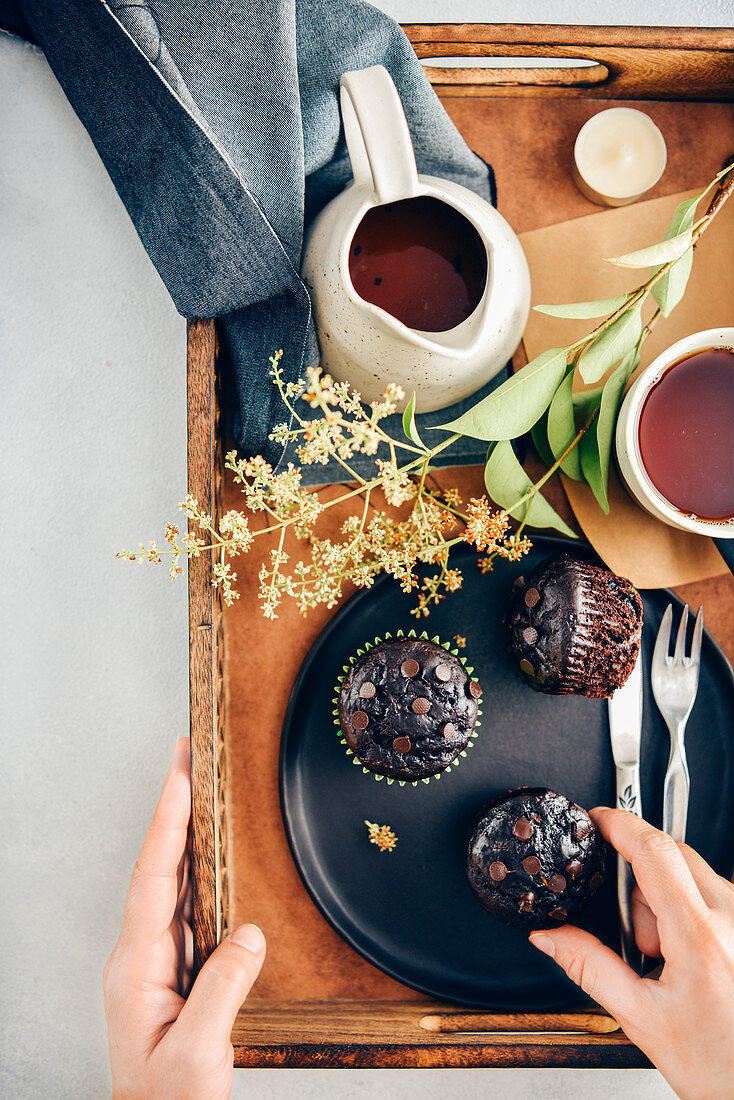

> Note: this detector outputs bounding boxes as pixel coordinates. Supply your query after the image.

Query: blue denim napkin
[2,0,498,475]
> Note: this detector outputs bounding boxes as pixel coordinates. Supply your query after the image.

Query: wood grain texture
[187,318,226,970]
[230,1001,648,1069]
[185,25,734,1069]
[404,25,734,101]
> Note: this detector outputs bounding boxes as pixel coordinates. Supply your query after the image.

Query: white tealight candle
[572,108,667,207]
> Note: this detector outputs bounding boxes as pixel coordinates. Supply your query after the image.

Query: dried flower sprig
[364,820,398,852]
[120,351,533,616]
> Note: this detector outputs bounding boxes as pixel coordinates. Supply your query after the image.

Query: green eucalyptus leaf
[547,371,582,480]
[402,391,425,450]
[483,440,577,537]
[649,194,700,317]
[572,384,604,421]
[530,410,555,469]
[651,247,694,317]
[664,191,705,235]
[533,294,630,319]
[579,348,640,513]
[606,228,694,269]
[439,347,567,441]
[579,306,642,385]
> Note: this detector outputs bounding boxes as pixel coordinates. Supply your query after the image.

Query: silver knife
[608,649,644,971]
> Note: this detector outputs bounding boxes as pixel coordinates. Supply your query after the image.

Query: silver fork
[650,604,704,843]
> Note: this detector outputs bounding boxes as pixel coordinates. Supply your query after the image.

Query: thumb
[529,925,650,1031]
[175,924,266,1048]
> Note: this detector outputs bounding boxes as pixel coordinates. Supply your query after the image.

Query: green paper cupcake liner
[332,628,482,788]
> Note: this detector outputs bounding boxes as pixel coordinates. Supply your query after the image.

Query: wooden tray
[187,25,734,1069]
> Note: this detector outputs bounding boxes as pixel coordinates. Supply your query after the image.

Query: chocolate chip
[522,626,538,646]
[351,710,369,730]
[549,874,567,894]
[513,816,533,841]
[549,906,567,921]
[565,859,583,880]
[522,855,541,875]
[489,861,507,882]
[524,587,540,608]
[401,658,420,678]
[411,697,430,715]
[574,820,592,842]
[469,681,482,698]
[513,575,526,589]
[359,681,376,699]
[519,658,535,677]
[440,722,456,738]
[590,871,604,892]
[392,735,411,754]
[519,891,535,912]
[434,663,451,683]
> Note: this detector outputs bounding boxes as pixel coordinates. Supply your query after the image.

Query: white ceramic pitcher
[301,65,531,412]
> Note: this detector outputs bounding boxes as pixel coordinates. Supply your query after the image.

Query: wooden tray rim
[187,21,734,1070]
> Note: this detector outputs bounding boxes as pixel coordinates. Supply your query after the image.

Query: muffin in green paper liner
[333,629,483,786]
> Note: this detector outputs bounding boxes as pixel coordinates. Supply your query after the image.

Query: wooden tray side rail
[404,24,734,100]
[230,1001,648,1070]
[187,318,228,970]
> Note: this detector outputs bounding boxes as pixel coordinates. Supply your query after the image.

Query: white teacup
[615,327,734,538]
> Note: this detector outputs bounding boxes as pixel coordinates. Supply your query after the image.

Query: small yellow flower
[443,568,463,593]
[454,635,466,648]
[365,820,398,853]
[464,497,510,552]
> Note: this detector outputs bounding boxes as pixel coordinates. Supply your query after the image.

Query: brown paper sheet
[518,189,733,588]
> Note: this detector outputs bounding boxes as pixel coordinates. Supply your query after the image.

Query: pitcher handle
[340,66,420,204]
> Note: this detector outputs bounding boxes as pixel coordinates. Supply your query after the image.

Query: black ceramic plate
[280,536,734,1010]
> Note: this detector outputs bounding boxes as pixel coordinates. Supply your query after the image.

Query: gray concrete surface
[3,2,728,1095]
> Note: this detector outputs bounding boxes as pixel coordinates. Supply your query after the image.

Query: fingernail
[171,738,190,774]
[231,924,265,953]
[529,933,555,959]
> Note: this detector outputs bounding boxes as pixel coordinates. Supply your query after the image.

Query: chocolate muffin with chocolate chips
[337,636,481,781]
[507,554,643,698]
[467,788,605,930]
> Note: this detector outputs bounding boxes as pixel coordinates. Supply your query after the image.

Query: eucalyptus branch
[565,166,733,358]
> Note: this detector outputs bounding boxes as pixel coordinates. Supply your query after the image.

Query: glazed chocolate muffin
[337,636,481,781]
[507,554,643,698]
[467,788,606,931]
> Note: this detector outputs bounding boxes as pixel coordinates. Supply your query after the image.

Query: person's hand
[103,739,266,1100]
[530,807,734,1100]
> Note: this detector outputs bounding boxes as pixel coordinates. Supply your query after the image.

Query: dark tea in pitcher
[638,347,734,521]
[348,196,487,332]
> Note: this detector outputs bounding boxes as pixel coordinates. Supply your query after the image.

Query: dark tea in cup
[637,347,734,521]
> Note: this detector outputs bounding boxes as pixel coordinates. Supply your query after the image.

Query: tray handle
[404,24,734,101]
[420,59,610,90]
[420,1011,620,1035]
